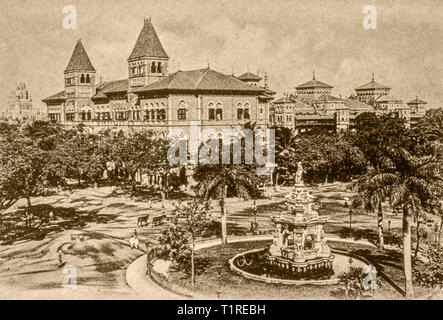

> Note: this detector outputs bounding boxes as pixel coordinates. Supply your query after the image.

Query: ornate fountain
[266,162,335,275]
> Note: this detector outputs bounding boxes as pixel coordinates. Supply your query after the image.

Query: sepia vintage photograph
[0,0,442,302]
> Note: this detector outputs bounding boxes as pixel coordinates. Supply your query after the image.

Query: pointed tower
[128,18,169,90]
[64,40,96,121]
[64,39,96,95]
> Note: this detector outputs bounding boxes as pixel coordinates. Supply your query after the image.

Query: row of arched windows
[80,74,91,84]
[131,62,163,76]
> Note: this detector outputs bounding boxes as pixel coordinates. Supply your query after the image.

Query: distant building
[3,83,45,122]
[43,18,275,137]
[270,72,427,132]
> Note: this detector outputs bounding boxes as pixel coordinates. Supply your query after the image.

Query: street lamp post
[217,268,222,300]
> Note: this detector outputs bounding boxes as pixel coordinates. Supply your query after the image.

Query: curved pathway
[125,235,380,299]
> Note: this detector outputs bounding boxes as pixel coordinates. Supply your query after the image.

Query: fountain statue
[294,161,305,185]
[266,172,334,275]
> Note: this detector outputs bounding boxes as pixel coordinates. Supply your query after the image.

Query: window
[116,111,125,120]
[243,108,250,120]
[87,110,91,120]
[151,61,156,73]
[157,62,162,74]
[81,111,86,121]
[66,113,75,121]
[209,108,215,120]
[216,108,223,120]
[86,74,90,83]
[237,108,243,120]
[80,74,85,83]
[208,103,215,120]
[144,110,150,121]
[178,109,187,120]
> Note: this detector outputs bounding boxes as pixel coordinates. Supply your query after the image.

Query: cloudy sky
[0,0,442,109]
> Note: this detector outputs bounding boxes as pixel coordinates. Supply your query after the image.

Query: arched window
[243,103,251,120]
[81,110,86,121]
[177,101,187,120]
[151,61,156,73]
[208,103,215,120]
[178,109,186,120]
[157,62,162,74]
[138,66,143,75]
[80,74,85,83]
[237,102,243,120]
[215,103,223,120]
[86,74,90,83]
[87,110,91,120]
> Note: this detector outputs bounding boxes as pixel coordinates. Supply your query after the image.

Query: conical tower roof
[64,40,96,73]
[128,18,168,61]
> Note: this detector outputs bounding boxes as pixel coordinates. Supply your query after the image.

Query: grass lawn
[166,240,405,300]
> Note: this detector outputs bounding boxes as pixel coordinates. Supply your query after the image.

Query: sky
[0,0,442,110]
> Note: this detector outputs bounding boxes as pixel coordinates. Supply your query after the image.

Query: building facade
[4,83,45,121]
[270,72,427,132]
[43,18,275,138]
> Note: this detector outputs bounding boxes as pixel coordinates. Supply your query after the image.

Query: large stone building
[3,83,45,121]
[43,18,275,138]
[270,72,427,132]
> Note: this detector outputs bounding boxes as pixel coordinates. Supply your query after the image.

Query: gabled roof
[64,40,96,73]
[128,18,168,61]
[238,72,262,82]
[295,79,333,89]
[407,97,427,105]
[132,68,264,94]
[42,90,66,103]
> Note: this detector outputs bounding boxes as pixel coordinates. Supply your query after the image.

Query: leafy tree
[110,130,170,190]
[157,198,211,288]
[0,131,66,222]
[336,267,365,299]
[194,164,260,244]
[62,125,107,186]
[414,247,443,293]
[354,113,443,297]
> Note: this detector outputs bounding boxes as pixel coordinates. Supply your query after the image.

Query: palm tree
[379,146,443,297]
[356,169,390,250]
[273,126,298,186]
[194,164,260,244]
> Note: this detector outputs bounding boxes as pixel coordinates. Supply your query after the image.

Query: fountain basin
[229,248,367,286]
